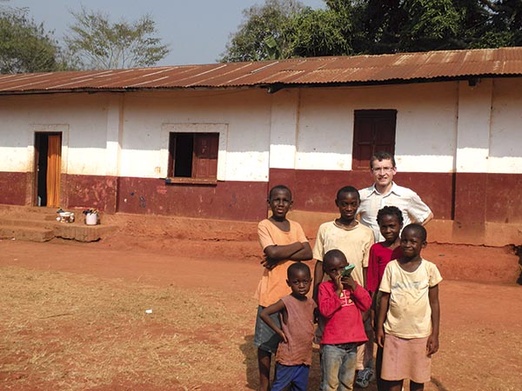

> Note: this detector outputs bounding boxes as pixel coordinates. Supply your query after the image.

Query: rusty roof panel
[0,47,521,94]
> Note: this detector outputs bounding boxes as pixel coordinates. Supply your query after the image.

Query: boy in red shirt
[318,249,372,391]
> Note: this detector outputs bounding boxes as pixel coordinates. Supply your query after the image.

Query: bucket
[85,213,98,225]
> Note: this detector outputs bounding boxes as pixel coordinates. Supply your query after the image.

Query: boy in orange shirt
[255,185,312,391]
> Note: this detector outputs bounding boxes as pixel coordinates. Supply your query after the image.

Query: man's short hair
[370,151,396,168]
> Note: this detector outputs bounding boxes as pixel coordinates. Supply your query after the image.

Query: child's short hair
[268,184,292,200]
[287,262,311,279]
[377,205,404,225]
[323,249,347,270]
[336,186,360,201]
[403,223,427,242]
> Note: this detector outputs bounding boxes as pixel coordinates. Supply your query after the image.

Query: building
[0,47,521,246]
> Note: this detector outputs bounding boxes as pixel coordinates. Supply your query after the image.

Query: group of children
[254,185,442,391]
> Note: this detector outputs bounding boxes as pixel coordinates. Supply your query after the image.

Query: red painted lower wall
[62,174,119,214]
[486,174,522,224]
[116,177,267,221]
[0,170,520,230]
[269,168,454,221]
[0,172,29,205]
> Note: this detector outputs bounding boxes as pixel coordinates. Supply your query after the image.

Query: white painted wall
[121,90,272,181]
[0,94,109,174]
[0,78,521,180]
[295,88,354,171]
[489,78,522,173]
[269,89,299,170]
[292,82,458,173]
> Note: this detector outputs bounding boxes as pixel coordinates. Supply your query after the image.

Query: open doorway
[34,132,62,207]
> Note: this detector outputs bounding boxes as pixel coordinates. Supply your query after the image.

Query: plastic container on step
[85,212,98,225]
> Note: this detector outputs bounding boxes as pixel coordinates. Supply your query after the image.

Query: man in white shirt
[355,151,434,387]
[358,151,433,242]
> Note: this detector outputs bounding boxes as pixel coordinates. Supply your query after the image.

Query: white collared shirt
[358,182,432,242]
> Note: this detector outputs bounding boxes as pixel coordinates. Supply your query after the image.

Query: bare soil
[0,213,521,390]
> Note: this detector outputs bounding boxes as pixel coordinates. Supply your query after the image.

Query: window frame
[161,123,227,185]
[167,132,219,185]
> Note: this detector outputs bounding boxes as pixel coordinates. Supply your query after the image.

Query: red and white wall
[0,77,521,246]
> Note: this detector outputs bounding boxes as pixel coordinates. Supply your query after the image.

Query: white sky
[10,0,325,66]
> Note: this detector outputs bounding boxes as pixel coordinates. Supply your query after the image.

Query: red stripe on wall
[116,177,267,221]
[0,172,29,205]
[269,168,454,220]
[1,170,520,226]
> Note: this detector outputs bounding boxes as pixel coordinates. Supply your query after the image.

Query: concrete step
[0,206,117,243]
[0,225,54,242]
[0,218,53,228]
[53,223,117,242]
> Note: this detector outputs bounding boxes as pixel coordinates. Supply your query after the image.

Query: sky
[10,0,325,66]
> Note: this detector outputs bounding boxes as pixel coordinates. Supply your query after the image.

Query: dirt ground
[0,213,521,390]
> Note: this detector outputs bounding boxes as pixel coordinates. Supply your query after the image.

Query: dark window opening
[168,132,219,183]
[173,133,194,177]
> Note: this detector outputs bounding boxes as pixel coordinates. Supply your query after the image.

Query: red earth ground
[1,212,521,390]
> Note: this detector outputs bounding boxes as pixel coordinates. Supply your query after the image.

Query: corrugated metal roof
[0,47,521,94]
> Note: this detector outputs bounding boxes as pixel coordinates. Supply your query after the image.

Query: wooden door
[46,134,62,207]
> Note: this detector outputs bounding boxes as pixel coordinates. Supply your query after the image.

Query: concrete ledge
[0,218,52,228]
[53,223,117,242]
[0,214,117,243]
[0,225,54,242]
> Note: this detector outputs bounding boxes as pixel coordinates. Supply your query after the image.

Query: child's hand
[334,273,344,293]
[341,275,357,291]
[260,256,277,270]
[278,330,288,344]
[376,328,385,348]
[426,334,439,357]
[313,307,321,324]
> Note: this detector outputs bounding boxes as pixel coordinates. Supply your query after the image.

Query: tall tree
[65,7,169,69]
[286,8,354,57]
[473,0,522,47]
[220,0,306,62]
[223,0,522,62]
[0,7,62,73]
[359,0,466,53]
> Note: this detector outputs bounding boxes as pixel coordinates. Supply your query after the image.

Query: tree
[0,7,63,73]
[223,0,522,62]
[286,8,354,57]
[220,0,306,62]
[473,0,522,47]
[65,7,169,69]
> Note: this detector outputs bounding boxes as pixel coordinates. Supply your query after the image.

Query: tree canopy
[64,8,170,70]
[221,0,306,62]
[221,0,522,62]
[0,2,170,73]
[0,8,63,73]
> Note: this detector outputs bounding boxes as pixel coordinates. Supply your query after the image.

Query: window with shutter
[352,110,396,170]
[168,132,219,184]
